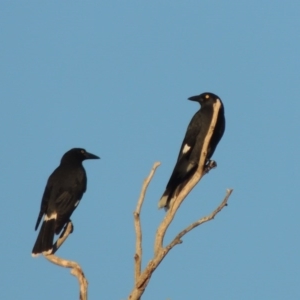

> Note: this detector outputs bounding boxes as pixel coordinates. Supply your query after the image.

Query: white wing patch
[74,200,80,207]
[182,144,191,154]
[186,162,196,172]
[44,212,57,221]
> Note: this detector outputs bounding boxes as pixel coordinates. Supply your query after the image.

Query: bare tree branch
[128,100,233,300]
[51,220,74,254]
[129,187,233,299]
[167,189,233,250]
[133,162,161,282]
[44,221,88,300]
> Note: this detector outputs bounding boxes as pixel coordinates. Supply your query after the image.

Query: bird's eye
[205,94,210,99]
[81,150,85,154]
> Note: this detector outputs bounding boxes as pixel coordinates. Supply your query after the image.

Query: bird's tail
[158,182,188,210]
[32,219,56,257]
[158,189,173,210]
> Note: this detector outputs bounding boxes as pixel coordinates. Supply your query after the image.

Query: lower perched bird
[32,148,99,256]
[158,92,225,210]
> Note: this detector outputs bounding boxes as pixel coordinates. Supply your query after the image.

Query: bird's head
[188,92,221,106]
[61,148,100,163]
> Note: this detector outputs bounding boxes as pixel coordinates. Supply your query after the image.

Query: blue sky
[1,1,300,299]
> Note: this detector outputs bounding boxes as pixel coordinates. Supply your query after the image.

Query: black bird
[158,92,225,209]
[32,148,99,256]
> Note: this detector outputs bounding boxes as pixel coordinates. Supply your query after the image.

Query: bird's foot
[204,160,217,173]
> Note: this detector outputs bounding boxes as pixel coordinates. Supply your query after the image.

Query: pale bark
[44,221,88,300]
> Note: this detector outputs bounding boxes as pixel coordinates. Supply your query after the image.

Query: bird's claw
[204,160,217,173]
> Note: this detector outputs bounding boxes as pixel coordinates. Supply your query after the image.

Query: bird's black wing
[176,112,202,161]
[54,177,86,234]
[166,112,202,186]
[34,183,52,230]
[158,112,202,209]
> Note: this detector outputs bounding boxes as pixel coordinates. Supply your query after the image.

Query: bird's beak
[188,95,201,102]
[85,152,100,159]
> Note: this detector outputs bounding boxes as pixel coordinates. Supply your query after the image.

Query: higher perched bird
[32,148,99,256]
[158,92,225,210]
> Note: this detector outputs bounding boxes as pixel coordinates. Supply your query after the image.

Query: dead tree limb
[134,162,161,282]
[167,188,233,250]
[44,221,88,300]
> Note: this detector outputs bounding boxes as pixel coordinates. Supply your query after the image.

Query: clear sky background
[1,2,299,299]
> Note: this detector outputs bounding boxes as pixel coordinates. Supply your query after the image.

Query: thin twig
[167,189,233,249]
[133,162,161,282]
[44,221,88,300]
